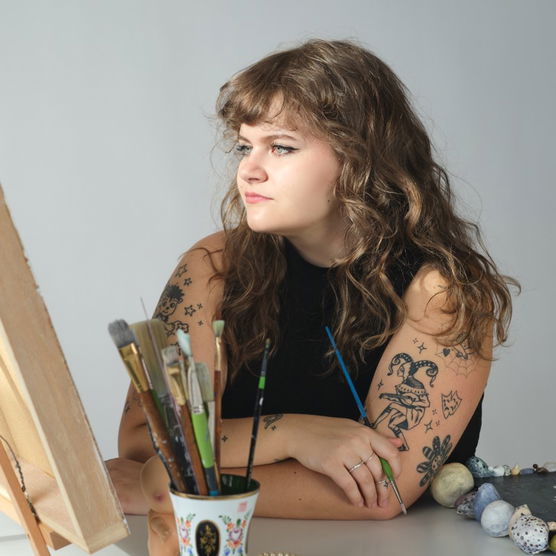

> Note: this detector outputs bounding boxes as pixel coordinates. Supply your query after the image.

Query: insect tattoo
[416,435,453,487]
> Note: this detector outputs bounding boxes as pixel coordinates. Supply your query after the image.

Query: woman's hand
[105,457,150,515]
[284,414,403,509]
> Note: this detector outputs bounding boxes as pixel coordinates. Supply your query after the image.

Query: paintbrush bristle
[108,319,136,348]
[212,320,225,338]
[162,345,180,366]
[195,362,214,402]
[176,329,192,357]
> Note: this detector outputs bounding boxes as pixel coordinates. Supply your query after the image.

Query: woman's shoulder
[403,264,452,334]
[181,230,226,275]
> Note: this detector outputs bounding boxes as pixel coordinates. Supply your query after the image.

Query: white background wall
[0,0,554,468]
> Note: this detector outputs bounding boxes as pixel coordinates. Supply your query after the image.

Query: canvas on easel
[0,185,129,553]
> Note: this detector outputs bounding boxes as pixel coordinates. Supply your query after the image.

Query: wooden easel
[0,440,50,555]
[0,185,129,553]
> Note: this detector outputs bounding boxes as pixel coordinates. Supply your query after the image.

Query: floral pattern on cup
[176,513,195,556]
[219,511,251,556]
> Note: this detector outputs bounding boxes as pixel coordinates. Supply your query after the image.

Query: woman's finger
[334,467,365,507]
[375,477,391,508]
[349,461,378,508]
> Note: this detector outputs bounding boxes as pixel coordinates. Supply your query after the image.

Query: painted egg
[431,463,475,507]
[480,500,514,537]
[511,464,521,476]
[543,461,556,472]
[473,483,501,521]
[455,490,477,518]
[509,505,532,541]
[465,456,492,478]
[510,515,549,555]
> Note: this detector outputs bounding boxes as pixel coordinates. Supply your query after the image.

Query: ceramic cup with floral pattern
[170,473,260,556]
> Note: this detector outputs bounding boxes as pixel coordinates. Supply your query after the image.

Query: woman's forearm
[220,414,291,467]
[223,460,404,520]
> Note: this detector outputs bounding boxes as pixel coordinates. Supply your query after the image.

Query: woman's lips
[245,192,272,204]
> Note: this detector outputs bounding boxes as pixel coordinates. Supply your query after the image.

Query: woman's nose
[237,151,268,183]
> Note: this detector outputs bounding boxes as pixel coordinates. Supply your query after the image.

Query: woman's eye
[271,144,296,155]
[234,144,251,156]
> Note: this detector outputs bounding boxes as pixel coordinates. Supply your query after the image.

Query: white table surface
[0,495,527,556]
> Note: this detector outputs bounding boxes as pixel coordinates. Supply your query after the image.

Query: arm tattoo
[370,353,438,451]
[436,343,476,378]
[263,414,283,431]
[441,390,462,419]
[412,337,427,353]
[416,434,453,487]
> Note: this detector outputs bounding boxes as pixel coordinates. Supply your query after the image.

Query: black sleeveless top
[222,239,482,464]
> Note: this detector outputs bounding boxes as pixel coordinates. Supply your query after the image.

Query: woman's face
[235,116,343,245]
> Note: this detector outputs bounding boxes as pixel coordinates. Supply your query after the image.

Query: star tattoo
[424,420,433,433]
[183,277,192,286]
[417,343,426,353]
[184,305,196,317]
[377,379,384,390]
[175,264,188,278]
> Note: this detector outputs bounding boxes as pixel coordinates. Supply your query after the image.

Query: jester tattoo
[370,353,439,451]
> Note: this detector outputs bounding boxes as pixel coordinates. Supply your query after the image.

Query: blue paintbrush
[325,326,407,514]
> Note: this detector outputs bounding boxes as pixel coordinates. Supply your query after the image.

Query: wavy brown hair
[212,38,518,380]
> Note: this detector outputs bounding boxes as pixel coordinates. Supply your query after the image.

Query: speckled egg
[431,463,475,508]
[510,515,549,555]
[455,490,477,518]
[509,505,532,541]
[480,500,514,537]
[466,456,492,478]
[473,483,501,521]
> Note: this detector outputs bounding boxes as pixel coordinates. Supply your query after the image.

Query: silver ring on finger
[348,460,365,473]
[377,479,390,488]
[363,452,376,465]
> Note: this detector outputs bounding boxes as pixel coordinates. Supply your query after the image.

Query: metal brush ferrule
[119,343,150,392]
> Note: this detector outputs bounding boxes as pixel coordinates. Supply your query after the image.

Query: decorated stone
[510,515,549,554]
[480,500,515,537]
[511,464,521,476]
[465,456,492,478]
[473,483,501,521]
[431,463,475,508]
[520,467,535,475]
[509,505,533,541]
[455,490,477,518]
[489,465,506,477]
[503,465,512,476]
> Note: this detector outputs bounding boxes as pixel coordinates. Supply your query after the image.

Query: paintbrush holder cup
[170,473,260,556]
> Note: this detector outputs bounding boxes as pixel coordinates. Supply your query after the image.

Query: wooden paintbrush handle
[138,391,187,493]
[214,369,222,472]
[179,405,208,495]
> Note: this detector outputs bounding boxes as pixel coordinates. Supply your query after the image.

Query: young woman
[110,37,515,550]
